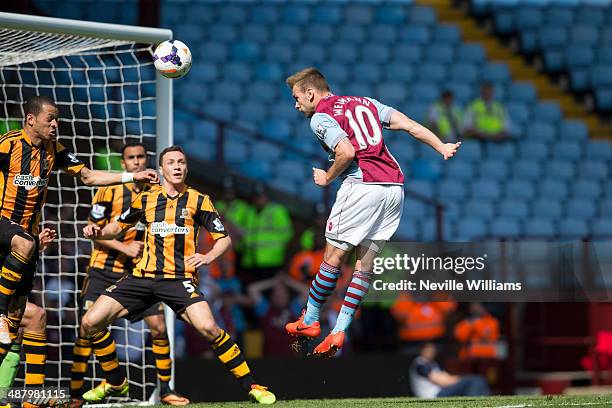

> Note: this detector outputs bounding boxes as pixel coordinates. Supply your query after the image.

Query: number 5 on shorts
[182,280,196,293]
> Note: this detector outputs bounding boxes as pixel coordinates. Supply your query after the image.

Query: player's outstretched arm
[83,221,124,240]
[77,167,159,186]
[93,235,144,258]
[388,110,461,160]
[185,235,232,269]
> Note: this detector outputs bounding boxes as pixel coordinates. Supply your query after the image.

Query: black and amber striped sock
[70,336,92,397]
[90,330,124,386]
[23,331,46,386]
[209,330,255,391]
[0,252,30,314]
[152,337,171,391]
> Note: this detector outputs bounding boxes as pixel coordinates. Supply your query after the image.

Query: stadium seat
[545,160,576,180]
[449,63,479,84]
[424,45,454,63]
[345,5,373,24]
[330,43,358,63]
[409,6,437,25]
[225,140,250,164]
[338,26,367,44]
[516,7,542,30]
[282,5,310,24]
[374,5,407,25]
[489,219,521,238]
[599,197,612,215]
[523,219,557,237]
[231,42,260,62]
[585,140,612,161]
[505,180,536,200]
[556,141,583,161]
[565,46,594,69]
[571,26,599,47]
[472,180,501,200]
[273,25,301,44]
[251,6,279,24]
[484,143,516,160]
[407,180,435,198]
[368,25,397,43]
[457,44,486,64]
[532,199,563,219]
[417,64,446,82]
[260,120,291,142]
[397,26,430,45]
[410,84,439,103]
[361,43,390,63]
[377,84,406,105]
[513,160,542,179]
[385,63,414,82]
[395,219,418,240]
[525,122,555,142]
[433,25,461,44]
[464,200,495,220]
[392,44,423,63]
[456,218,487,241]
[498,199,529,219]
[539,179,569,199]
[518,141,548,160]
[571,180,602,199]
[403,199,428,219]
[223,63,251,83]
[311,5,342,24]
[558,219,589,239]
[479,159,510,180]
[437,180,467,201]
[591,218,612,238]
[576,8,605,26]
[218,5,247,24]
[559,120,588,142]
[300,182,324,202]
[208,24,238,43]
[250,82,277,103]
[444,160,475,180]
[578,162,609,180]
[533,102,562,122]
[566,198,597,219]
[458,140,482,161]
[508,82,537,103]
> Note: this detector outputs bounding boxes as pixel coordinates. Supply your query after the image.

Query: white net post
[0,12,173,403]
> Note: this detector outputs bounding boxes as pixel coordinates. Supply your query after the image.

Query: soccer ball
[153,40,192,79]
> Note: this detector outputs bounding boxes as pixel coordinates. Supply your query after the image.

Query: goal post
[0,11,175,402]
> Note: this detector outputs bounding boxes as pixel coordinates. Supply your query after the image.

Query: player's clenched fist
[312,167,328,186]
[38,228,57,252]
[438,142,461,160]
[83,224,102,239]
[134,169,159,184]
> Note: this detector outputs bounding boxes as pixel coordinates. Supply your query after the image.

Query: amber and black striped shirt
[88,183,150,274]
[0,129,84,235]
[117,185,227,278]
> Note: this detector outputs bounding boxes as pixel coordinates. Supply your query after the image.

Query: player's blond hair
[285,67,330,92]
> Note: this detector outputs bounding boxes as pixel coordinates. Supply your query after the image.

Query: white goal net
[0,13,173,402]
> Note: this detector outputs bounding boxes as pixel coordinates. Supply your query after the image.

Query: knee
[11,236,35,259]
[197,321,221,341]
[323,253,342,267]
[148,321,166,340]
[31,305,46,332]
[80,313,99,338]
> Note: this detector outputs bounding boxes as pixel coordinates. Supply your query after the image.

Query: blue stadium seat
[449,63,479,83]
[404,103,429,123]
[558,219,589,238]
[479,159,510,179]
[446,83,472,104]
[591,64,612,87]
[566,46,594,69]
[494,9,515,34]
[311,5,342,24]
[596,88,612,111]
[498,199,529,219]
[377,84,406,105]
[585,140,612,161]
[572,180,602,199]
[375,5,407,25]
[192,63,218,82]
[225,140,250,164]
[403,199,428,219]
[255,63,283,82]
[513,160,542,179]
[397,26,430,45]
[472,179,501,200]
[437,180,467,201]
[575,8,605,26]
[213,82,243,103]
[409,6,437,25]
[368,25,398,43]
[532,199,563,219]
[458,140,482,161]
[597,47,612,63]
[464,200,495,220]
[523,219,556,237]
[533,102,562,122]
[392,44,423,63]
[301,44,327,64]
[417,64,446,82]
[338,26,366,43]
[484,143,516,160]
[223,63,251,83]
[264,43,293,63]
[361,43,390,63]
[543,50,564,72]
[255,143,283,162]
[407,180,435,198]
[394,219,418,240]
[273,25,301,44]
[354,63,382,84]
[433,25,461,44]
[308,25,334,44]
[218,5,247,24]
[385,63,414,82]
[456,218,487,241]
[570,69,591,92]
[241,25,269,43]
[518,141,548,160]
[578,162,609,180]
[444,160,475,180]
[508,82,537,103]
[545,8,574,26]
[410,159,442,181]
[571,26,599,46]
[544,160,575,180]
[208,24,238,43]
[482,63,511,84]
[205,102,234,121]
[300,182,324,202]
[457,44,486,64]
[505,179,536,200]
[489,219,521,238]
[559,120,588,142]
[520,30,539,53]
[425,45,454,63]
[591,218,612,238]
[540,27,568,49]
[200,42,228,62]
[250,82,277,103]
[345,5,373,24]
[516,8,542,30]
[251,6,279,24]
[410,84,439,103]
[269,177,300,195]
[260,120,291,142]
[282,5,310,24]
[525,122,555,142]
[330,43,358,63]
[539,179,569,199]
[556,141,583,161]
[507,103,530,126]
[350,84,376,99]
[566,198,597,219]
[237,102,266,126]
[231,42,260,62]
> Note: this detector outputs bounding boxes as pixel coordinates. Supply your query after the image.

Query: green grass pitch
[147,394,612,408]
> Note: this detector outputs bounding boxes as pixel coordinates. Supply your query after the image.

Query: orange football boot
[312,331,345,358]
[285,310,321,338]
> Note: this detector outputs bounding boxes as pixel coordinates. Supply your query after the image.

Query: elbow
[223,235,233,248]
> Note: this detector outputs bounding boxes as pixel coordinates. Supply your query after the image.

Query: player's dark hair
[24,96,57,117]
[286,67,330,92]
[159,145,186,166]
[121,141,147,159]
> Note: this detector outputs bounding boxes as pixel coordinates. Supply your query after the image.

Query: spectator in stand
[298,203,327,251]
[410,342,491,398]
[428,90,463,143]
[247,274,308,357]
[241,184,293,283]
[0,106,21,134]
[288,234,325,284]
[463,83,512,142]
[454,303,500,360]
[216,176,251,260]
[391,293,456,353]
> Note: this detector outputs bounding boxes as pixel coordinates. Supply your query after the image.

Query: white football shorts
[325,183,404,250]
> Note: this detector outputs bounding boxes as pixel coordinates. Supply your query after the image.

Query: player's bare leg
[286,242,349,351]
[143,313,189,406]
[181,301,275,404]
[79,295,130,403]
[313,241,381,358]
